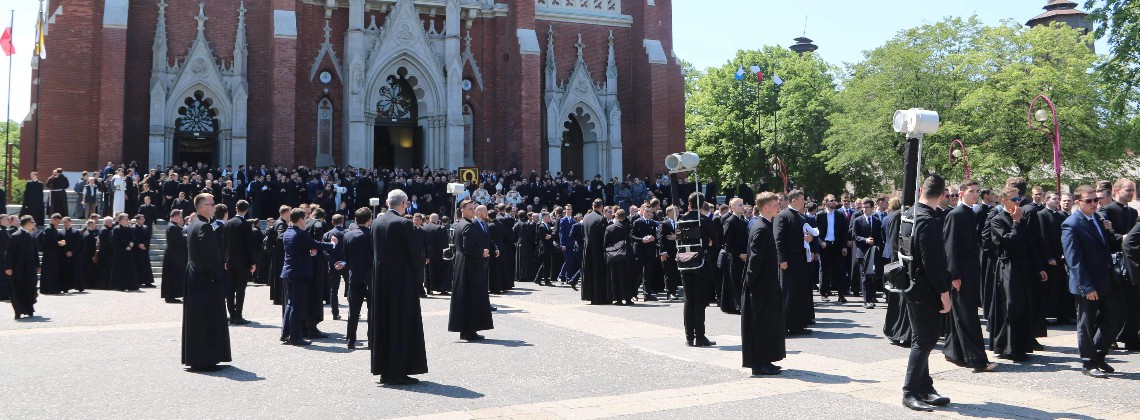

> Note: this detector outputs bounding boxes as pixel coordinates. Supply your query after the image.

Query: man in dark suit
[343,208,373,349]
[222,200,257,325]
[850,197,884,309]
[677,192,719,347]
[1064,185,1124,378]
[629,204,661,301]
[182,194,232,371]
[941,182,997,372]
[323,214,349,320]
[371,190,428,385]
[280,208,337,346]
[657,205,681,300]
[1098,178,1139,351]
[816,194,849,302]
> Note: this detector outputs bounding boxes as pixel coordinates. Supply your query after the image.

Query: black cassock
[773,208,812,332]
[497,214,517,290]
[82,228,100,291]
[98,226,114,289]
[46,174,70,217]
[720,214,749,313]
[370,210,428,377]
[62,227,83,292]
[182,215,232,367]
[422,223,451,293]
[162,223,188,300]
[989,209,1038,358]
[0,228,9,300]
[110,225,139,291]
[21,180,45,226]
[978,206,999,321]
[37,225,64,294]
[882,209,911,345]
[742,216,785,367]
[134,224,156,286]
[942,204,989,367]
[6,229,39,316]
[604,220,633,302]
[580,211,610,304]
[448,218,494,333]
[306,220,331,321]
[488,219,509,293]
[514,220,537,282]
[267,219,287,305]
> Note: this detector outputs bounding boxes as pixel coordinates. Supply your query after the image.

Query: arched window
[317,98,333,156]
[376,68,418,124]
[176,90,220,134]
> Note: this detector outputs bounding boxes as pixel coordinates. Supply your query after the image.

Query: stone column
[344,0,369,168]
[444,0,465,169]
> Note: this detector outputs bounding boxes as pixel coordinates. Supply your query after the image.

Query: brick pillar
[630,0,682,179]
[270,0,297,167]
[512,2,542,174]
[98,0,130,166]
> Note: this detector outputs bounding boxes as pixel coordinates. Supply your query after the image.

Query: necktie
[1090,217,1106,245]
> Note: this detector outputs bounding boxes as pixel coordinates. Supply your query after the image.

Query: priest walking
[182,193,232,371]
[742,192,785,375]
[371,190,429,385]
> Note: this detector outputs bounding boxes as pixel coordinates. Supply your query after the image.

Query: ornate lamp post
[769,156,788,195]
[1028,94,1062,193]
[948,138,971,181]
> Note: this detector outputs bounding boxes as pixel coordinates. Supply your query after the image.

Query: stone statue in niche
[350,61,364,95]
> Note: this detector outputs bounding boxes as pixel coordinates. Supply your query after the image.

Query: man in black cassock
[268,206,290,307]
[720,198,748,313]
[37,214,65,294]
[81,219,100,292]
[448,200,495,341]
[423,214,451,294]
[343,208,373,349]
[487,210,509,294]
[605,209,634,305]
[742,192,785,376]
[371,190,428,385]
[514,211,537,284]
[182,194,232,371]
[46,169,70,220]
[0,215,11,301]
[134,214,156,288]
[6,216,39,319]
[61,217,83,293]
[97,217,114,289]
[110,214,139,291]
[989,182,1041,362]
[774,190,815,335]
[942,181,997,372]
[162,210,187,303]
[580,199,609,303]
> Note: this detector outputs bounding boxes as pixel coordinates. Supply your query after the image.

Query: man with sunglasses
[1064,185,1123,378]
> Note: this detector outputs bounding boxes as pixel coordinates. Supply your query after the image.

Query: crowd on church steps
[2,162,1138,410]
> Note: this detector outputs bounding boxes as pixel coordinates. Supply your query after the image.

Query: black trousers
[1078,288,1124,368]
[820,242,843,296]
[534,253,554,283]
[1116,282,1140,347]
[661,256,680,295]
[328,269,345,317]
[282,276,309,341]
[680,267,709,337]
[226,267,250,320]
[903,288,941,398]
[346,281,369,342]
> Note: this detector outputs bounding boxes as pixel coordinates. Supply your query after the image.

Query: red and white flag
[0,26,14,56]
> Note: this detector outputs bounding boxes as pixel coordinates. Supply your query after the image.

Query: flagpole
[32,0,42,175]
[5,9,12,205]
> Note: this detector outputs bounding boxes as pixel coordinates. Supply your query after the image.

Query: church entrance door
[172,90,221,166]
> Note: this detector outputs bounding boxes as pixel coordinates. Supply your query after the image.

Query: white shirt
[825,210,836,241]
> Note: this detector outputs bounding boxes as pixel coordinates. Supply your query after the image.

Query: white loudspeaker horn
[665,152,700,173]
[446,183,466,195]
[369,198,381,207]
[892,108,940,137]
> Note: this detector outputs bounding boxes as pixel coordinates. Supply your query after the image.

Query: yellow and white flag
[33,5,45,59]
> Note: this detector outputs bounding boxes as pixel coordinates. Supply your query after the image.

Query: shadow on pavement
[465,339,533,348]
[15,316,52,323]
[942,401,1096,419]
[382,381,485,399]
[783,370,878,385]
[189,365,266,382]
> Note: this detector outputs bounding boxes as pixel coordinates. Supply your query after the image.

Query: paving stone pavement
[2,282,1138,419]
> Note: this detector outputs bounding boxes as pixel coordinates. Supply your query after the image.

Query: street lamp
[948,138,971,181]
[1028,94,1062,193]
[769,155,788,195]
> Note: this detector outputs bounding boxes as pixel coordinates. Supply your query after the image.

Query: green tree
[1085,0,1140,115]
[685,46,843,195]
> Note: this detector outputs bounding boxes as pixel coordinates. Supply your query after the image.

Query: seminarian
[371,190,429,385]
[182,193,232,372]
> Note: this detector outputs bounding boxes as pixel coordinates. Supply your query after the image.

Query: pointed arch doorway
[173,90,221,166]
[373,69,424,170]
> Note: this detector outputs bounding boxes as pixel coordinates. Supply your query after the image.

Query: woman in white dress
[112,169,126,216]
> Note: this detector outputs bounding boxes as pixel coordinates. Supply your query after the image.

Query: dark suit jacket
[815,210,848,245]
[343,226,373,285]
[773,208,808,264]
[222,215,257,268]
[657,218,678,257]
[722,214,749,258]
[281,226,334,278]
[942,204,979,284]
[1062,211,1117,295]
[850,213,884,260]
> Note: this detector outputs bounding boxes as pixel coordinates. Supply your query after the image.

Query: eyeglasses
[947,194,959,198]
[1010,196,1023,203]
[1081,198,1098,204]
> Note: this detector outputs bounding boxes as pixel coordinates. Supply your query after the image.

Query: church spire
[605,30,617,88]
[194,3,208,37]
[233,1,247,75]
[152,0,168,71]
[545,26,557,92]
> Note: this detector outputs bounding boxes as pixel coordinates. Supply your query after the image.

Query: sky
[0,0,1113,125]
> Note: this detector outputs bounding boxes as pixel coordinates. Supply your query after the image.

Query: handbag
[1112,252,1131,286]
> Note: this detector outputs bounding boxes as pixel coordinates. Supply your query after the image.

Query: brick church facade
[20,0,684,180]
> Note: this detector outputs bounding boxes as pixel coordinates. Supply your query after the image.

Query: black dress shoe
[439,291,450,295]
[972,362,998,373]
[837,296,848,303]
[1098,361,1115,374]
[347,340,357,349]
[921,393,950,406]
[489,307,497,311]
[643,294,659,302]
[165,298,183,304]
[287,339,312,346]
[461,333,485,341]
[694,336,716,347]
[230,318,251,325]
[863,303,876,309]
[903,396,935,412]
[1083,368,1109,379]
[751,366,780,376]
[571,283,578,291]
[685,337,696,347]
[381,375,420,385]
[187,364,223,372]
[333,314,342,320]
[13,314,20,320]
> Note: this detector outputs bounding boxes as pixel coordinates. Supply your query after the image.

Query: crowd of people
[1,161,1138,410]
